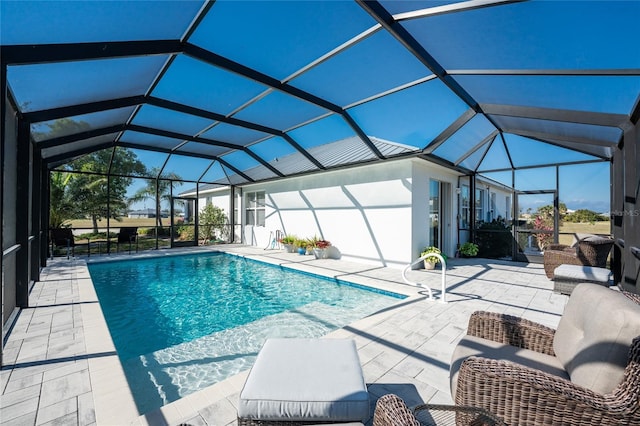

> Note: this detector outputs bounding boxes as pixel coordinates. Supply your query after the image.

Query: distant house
[128,209,157,219]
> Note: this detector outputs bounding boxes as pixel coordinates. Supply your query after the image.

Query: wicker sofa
[543,235,614,279]
[450,284,640,426]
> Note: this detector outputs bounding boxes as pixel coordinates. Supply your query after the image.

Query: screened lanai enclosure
[2,1,639,349]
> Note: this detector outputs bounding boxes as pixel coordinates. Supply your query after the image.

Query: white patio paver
[1,245,568,426]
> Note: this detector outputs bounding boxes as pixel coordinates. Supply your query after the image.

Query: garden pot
[424,260,436,270]
[297,247,306,255]
[283,244,296,253]
[313,248,327,259]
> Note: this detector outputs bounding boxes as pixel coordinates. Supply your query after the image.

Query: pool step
[121,301,362,413]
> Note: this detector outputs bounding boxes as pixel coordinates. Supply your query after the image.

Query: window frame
[245,191,266,226]
[460,184,470,229]
[475,188,484,224]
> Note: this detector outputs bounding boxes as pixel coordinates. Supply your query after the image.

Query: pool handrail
[264,230,284,250]
[402,253,447,303]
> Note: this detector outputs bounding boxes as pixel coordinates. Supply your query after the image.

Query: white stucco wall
[198,189,231,217]
[185,158,524,268]
[240,159,462,268]
[191,158,476,268]
[476,178,514,223]
[411,160,460,261]
[240,160,412,267]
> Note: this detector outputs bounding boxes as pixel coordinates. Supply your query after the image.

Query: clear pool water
[88,252,404,414]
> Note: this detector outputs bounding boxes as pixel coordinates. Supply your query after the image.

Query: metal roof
[2,0,638,186]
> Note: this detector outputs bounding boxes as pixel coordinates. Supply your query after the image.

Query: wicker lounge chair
[373,394,505,426]
[451,284,640,426]
[543,235,614,279]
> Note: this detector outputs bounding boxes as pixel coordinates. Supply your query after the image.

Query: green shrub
[137,227,153,236]
[280,234,297,245]
[140,227,171,237]
[475,219,513,258]
[199,204,228,242]
[459,242,479,257]
[564,209,608,223]
[420,246,446,264]
[176,224,195,241]
[76,231,116,240]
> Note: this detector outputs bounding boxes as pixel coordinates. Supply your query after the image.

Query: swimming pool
[88,252,404,414]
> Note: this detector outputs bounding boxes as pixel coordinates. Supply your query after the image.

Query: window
[490,192,497,221]
[506,195,511,222]
[245,191,265,226]
[460,185,470,229]
[475,188,484,223]
[234,191,241,224]
[429,180,440,248]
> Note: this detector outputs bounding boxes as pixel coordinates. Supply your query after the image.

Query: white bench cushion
[553,264,612,284]
[238,338,369,421]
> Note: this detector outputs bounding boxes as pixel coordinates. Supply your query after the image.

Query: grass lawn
[53,217,184,256]
[68,217,176,230]
[53,217,203,256]
[62,218,609,252]
[558,221,611,245]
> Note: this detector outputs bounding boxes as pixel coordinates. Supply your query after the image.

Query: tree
[41,117,146,232]
[49,171,75,228]
[199,204,228,243]
[128,168,182,227]
[532,203,566,250]
[63,149,146,233]
[33,117,91,141]
[537,203,567,220]
[565,209,608,223]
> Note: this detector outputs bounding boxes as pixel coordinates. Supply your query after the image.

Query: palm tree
[59,148,144,233]
[49,171,74,228]
[128,168,182,227]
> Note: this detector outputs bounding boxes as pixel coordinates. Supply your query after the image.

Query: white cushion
[553,264,612,284]
[238,338,369,421]
[554,284,640,394]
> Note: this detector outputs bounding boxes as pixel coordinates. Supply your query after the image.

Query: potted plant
[305,235,319,255]
[295,238,308,255]
[280,234,298,253]
[421,246,443,269]
[459,242,479,258]
[313,239,331,259]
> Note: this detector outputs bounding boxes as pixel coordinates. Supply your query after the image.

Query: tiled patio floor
[1,245,568,425]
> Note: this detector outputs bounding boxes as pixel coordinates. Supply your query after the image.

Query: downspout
[456,175,461,252]
[554,166,560,244]
[155,177,160,250]
[470,173,476,243]
[194,184,199,246]
[229,185,235,243]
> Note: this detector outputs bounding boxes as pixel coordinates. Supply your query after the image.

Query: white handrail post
[401,253,447,303]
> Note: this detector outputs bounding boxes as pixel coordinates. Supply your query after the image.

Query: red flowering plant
[533,215,554,250]
[316,240,331,249]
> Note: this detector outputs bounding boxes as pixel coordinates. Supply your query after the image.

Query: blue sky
[4,0,633,215]
[482,161,611,214]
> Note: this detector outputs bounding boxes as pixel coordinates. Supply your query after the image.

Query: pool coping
[77,259,139,425]
[81,245,423,425]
